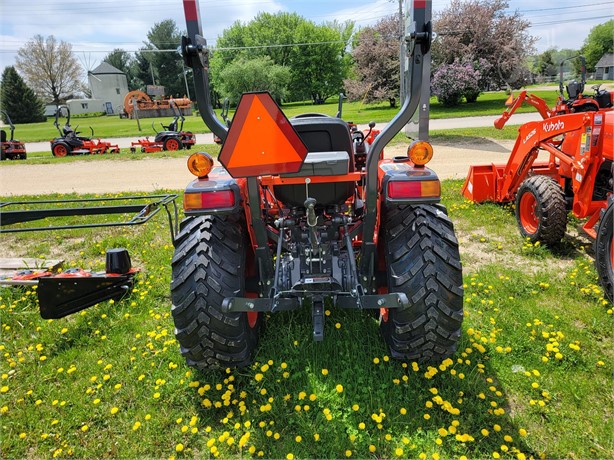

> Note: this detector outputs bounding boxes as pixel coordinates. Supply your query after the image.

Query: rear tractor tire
[170,214,262,370]
[515,175,567,245]
[595,198,613,303]
[380,204,464,362]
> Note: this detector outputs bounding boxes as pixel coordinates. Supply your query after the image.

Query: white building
[88,62,129,114]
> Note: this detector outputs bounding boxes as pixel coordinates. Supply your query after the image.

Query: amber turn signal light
[187,152,214,177]
[408,141,433,166]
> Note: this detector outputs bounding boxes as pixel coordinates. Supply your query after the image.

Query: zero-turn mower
[130,100,196,153]
[1,111,27,160]
[50,105,119,157]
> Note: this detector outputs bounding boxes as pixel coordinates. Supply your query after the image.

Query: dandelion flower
[336,384,344,393]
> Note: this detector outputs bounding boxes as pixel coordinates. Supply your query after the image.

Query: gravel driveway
[0,139,517,196]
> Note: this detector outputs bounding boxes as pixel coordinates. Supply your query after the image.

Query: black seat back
[273,116,355,207]
[290,117,354,169]
[0,130,6,143]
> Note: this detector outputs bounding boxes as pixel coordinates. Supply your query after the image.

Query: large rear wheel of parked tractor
[170,214,262,370]
[380,204,464,362]
[515,175,567,245]
[595,198,613,303]
[163,137,183,151]
[52,142,70,157]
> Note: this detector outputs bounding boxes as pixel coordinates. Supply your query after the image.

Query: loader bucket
[461,164,503,203]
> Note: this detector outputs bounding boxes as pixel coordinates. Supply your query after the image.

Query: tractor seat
[566,80,584,100]
[0,130,6,143]
[273,116,355,207]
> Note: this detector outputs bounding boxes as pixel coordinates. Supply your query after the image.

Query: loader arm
[496,113,591,202]
[494,91,553,129]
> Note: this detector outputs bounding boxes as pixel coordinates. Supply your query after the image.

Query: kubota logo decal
[543,120,565,133]
[523,129,537,144]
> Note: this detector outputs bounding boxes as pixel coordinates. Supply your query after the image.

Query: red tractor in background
[50,105,119,157]
[1,111,27,160]
[130,100,196,153]
[170,0,464,370]
[463,56,613,302]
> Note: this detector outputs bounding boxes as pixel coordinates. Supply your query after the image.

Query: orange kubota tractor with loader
[171,0,464,370]
[462,56,613,302]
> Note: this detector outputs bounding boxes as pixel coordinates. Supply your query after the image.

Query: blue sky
[1,0,612,75]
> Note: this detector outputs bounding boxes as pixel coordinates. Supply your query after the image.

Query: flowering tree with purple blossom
[431,61,481,107]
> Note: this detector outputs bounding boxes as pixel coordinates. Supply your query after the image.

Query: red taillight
[387,180,440,199]
[184,190,236,211]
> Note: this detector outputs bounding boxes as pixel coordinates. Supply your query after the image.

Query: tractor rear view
[170,0,464,370]
[463,56,613,302]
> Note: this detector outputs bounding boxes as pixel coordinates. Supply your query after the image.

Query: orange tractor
[462,56,613,302]
[171,0,464,369]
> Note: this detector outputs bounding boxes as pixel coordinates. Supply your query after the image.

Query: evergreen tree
[0,66,46,124]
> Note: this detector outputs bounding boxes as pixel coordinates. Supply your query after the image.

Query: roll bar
[181,0,228,141]
[360,0,432,264]
[53,105,71,136]
[559,55,587,98]
[180,0,433,282]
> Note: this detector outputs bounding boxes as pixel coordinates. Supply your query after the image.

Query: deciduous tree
[15,35,84,105]
[212,13,352,103]
[0,66,46,123]
[581,20,614,72]
[432,0,536,90]
[344,15,400,107]
[218,57,291,105]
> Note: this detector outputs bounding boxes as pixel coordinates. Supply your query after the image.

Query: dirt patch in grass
[456,227,577,276]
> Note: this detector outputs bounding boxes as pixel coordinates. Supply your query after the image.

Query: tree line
[2,0,613,123]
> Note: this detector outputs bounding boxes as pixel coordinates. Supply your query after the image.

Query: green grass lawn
[9,89,559,143]
[1,182,611,459]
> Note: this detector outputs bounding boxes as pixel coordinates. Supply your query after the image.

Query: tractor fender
[378,159,441,205]
[182,167,243,216]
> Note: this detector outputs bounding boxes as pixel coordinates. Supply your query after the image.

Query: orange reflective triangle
[219,92,308,178]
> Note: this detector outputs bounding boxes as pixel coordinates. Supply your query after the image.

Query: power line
[529,14,614,27]
[512,1,614,13]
